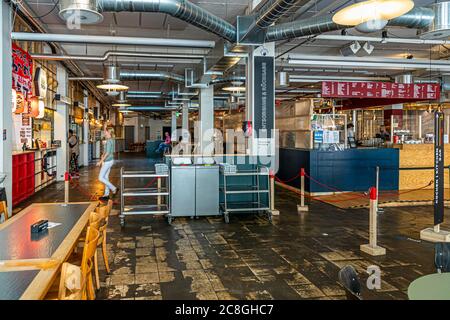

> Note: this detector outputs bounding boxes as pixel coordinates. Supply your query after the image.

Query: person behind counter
[68,129,80,178]
[376,125,390,142]
[97,127,118,201]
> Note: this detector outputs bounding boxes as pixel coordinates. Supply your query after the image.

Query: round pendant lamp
[332,0,414,26]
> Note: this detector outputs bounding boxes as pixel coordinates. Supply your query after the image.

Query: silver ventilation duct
[209,76,246,85]
[388,7,436,29]
[265,7,435,42]
[419,2,450,39]
[265,14,346,42]
[95,0,237,42]
[255,0,301,28]
[120,70,185,83]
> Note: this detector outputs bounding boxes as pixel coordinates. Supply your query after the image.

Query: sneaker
[99,196,109,202]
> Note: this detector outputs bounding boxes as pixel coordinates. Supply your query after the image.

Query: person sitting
[155,132,172,153]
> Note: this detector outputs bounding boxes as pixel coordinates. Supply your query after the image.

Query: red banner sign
[12,43,33,100]
[322,81,440,100]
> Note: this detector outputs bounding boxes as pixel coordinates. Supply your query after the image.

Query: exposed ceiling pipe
[30,51,205,61]
[265,7,435,42]
[93,0,236,42]
[120,70,185,83]
[209,76,246,85]
[11,32,215,48]
[289,75,391,82]
[286,54,450,71]
[309,34,450,45]
[255,0,302,28]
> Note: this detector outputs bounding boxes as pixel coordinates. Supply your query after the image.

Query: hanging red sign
[322,81,440,100]
[12,43,33,101]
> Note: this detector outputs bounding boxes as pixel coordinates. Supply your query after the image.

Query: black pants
[70,153,79,174]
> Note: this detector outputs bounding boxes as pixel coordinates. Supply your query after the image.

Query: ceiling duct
[420,2,450,39]
[120,70,185,83]
[265,7,435,42]
[255,0,301,28]
[60,0,237,42]
[97,64,129,95]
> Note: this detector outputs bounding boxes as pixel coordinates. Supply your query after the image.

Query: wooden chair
[80,226,100,300]
[78,200,113,290]
[46,225,100,300]
[0,201,8,223]
[57,262,86,300]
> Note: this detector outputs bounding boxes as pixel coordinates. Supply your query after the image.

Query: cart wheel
[190,216,194,220]
[224,213,229,224]
[267,212,273,223]
[120,216,125,227]
[167,216,173,225]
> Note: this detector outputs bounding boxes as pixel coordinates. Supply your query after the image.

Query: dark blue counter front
[276,148,399,193]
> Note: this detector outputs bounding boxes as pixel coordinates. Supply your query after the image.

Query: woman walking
[98,127,118,201]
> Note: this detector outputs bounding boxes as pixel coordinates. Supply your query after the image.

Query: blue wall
[277,148,399,193]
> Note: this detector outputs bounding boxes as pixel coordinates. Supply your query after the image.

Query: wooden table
[408,273,450,300]
[0,202,97,300]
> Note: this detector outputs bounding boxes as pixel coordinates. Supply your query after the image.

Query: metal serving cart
[220,164,272,223]
[119,166,170,227]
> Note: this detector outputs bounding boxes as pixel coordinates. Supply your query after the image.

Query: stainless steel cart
[220,165,271,223]
[120,168,170,227]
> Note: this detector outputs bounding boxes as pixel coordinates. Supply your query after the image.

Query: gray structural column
[199,86,214,156]
[245,43,276,156]
[0,1,13,213]
[55,65,69,181]
[182,103,189,143]
[82,90,89,166]
[171,111,177,141]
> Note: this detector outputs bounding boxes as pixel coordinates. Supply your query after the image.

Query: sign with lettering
[253,56,275,138]
[34,67,48,99]
[12,43,33,101]
[322,81,440,100]
[434,111,444,226]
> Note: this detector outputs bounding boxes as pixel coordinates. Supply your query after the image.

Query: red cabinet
[12,152,35,206]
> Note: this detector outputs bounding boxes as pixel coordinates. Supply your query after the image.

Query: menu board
[322,81,440,100]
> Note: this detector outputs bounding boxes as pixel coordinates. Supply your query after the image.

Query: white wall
[123,115,172,142]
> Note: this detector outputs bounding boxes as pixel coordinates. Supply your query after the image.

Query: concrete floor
[15,153,449,300]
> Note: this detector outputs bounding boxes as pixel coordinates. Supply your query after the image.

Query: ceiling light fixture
[97,64,129,92]
[332,0,414,26]
[112,92,131,107]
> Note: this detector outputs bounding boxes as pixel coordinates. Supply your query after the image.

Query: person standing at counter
[97,127,118,201]
[376,125,390,142]
[68,129,80,178]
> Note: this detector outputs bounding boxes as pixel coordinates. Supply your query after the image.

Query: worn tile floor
[15,153,448,300]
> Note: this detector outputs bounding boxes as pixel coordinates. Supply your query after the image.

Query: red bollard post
[297,168,309,212]
[63,172,70,206]
[360,187,386,256]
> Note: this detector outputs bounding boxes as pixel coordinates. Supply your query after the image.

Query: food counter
[396,144,450,190]
[277,147,399,194]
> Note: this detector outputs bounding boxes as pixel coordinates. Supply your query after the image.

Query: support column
[199,86,214,156]
[55,65,69,181]
[245,43,276,157]
[0,1,13,212]
[82,90,89,167]
[182,103,189,144]
[171,111,177,142]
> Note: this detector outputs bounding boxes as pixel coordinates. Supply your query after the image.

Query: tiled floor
[15,153,449,300]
